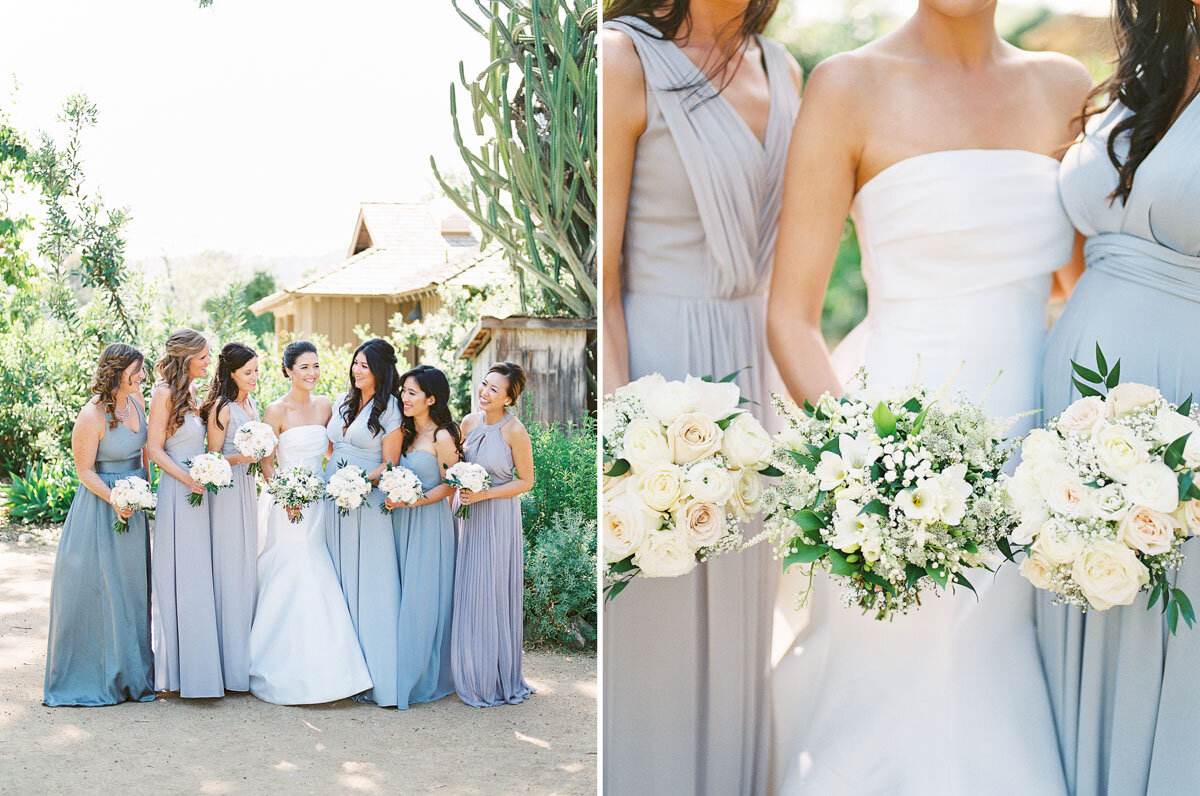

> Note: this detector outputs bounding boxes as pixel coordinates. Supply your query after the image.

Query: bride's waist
[863,289,1048,337]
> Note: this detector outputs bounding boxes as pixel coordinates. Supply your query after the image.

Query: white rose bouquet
[379,462,424,514]
[325,463,373,517]
[233,420,276,477]
[266,465,326,524]
[184,452,234,507]
[109,476,156,533]
[601,371,777,600]
[762,370,1020,620]
[444,461,491,519]
[1006,347,1200,633]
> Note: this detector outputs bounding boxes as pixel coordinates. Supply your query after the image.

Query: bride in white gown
[765,4,1092,794]
[249,342,372,705]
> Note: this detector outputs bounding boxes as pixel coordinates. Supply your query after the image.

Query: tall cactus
[432,0,597,318]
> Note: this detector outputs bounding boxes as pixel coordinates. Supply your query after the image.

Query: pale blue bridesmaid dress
[325,393,402,707]
[1039,98,1200,795]
[208,399,258,691]
[392,449,455,709]
[44,403,154,706]
[152,410,224,697]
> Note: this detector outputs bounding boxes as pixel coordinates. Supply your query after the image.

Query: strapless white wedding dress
[772,151,1073,795]
[248,425,372,705]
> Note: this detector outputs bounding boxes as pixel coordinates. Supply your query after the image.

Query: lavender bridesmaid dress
[450,412,534,707]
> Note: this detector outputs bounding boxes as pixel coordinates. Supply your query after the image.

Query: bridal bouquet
[266,465,326,524]
[1007,348,1200,633]
[325,463,373,517]
[379,462,424,513]
[184,452,234,507]
[444,461,491,519]
[109,476,155,533]
[233,421,276,477]
[601,372,775,600]
[763,373,1019,619]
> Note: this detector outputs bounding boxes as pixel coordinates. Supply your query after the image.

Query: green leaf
[1168,599,1181,634]
[912,404,931,435]
[818,437,842,456]
[1180,395,1194,417]
[1175,588,1196,629]
[1106,360,1121,388]
[604,458,630,478]
[802,398,816,416]
[1147,583,1163,611]
[608,555,637,575]
[715,412,740,430]
[1095,344,1108,377]
[926,563,949,589]
[997,536,1016,562]
[1180,471,1195,503]
[784,543,828,571]
[1073,378,1103,398]
[905,563,926,589]
[791,510,826,532]
[902,397,922,413]
[1071,360,1103,385]
[1165,434,1190,470]
[605,579,630,602]
[862,570,894,595]
[758,464,783,478]
[859,499,889,517]
[952,572,978,598]
[785,449,817,472]
[718,368,745,383]
[873,402,897,438]
[827,548,858,576]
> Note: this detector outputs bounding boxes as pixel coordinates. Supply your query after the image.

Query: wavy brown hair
[156,328,209,438]
[200,342,258,431]
[1083,0,1200,204]
[91,343,144,430]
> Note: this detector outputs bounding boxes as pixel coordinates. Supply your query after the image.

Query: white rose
[621,418,672,471]
[1154,408,1198,447]
[1124,461,1180,513]
[720,413,773,470]
[1023,428,1066,467]
[1044,469,1093,519]
[1019,553,1057,591]
[666,412,723,464]
[683,460,736,505]
[1011,502,1048,546]
[673,500,726,551]
[632,465,684,513]
[645,380,700,426]
[728,468,763,521]
[613,372,665,403]
[1091,483,1131,522]
[897,481,943,524]
[1032,521,1085,566]
[1071,540,1150,610]
[633,529,697,578]
[1119,506,1179,556]
[684,375,740,419]
[1107,383,1162,417]
[1185,434,1200,470]
[1092,422,1149,482]
[1058,396,1106,434]
[1007,463,1045,514]
[815,451,849,492]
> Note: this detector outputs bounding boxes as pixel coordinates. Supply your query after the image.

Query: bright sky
[0,0,487,261]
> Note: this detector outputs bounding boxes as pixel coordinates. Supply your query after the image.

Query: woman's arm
[368,427,404,481]
[1052,232,1086,302]
[600,29,647,390]
[387,430,461,510]
[462,420,535,504]
[206,404,252,466]
[147,386,203,493]
[71,404,130,520]
[259,402,284,482]
[767,56,864,404]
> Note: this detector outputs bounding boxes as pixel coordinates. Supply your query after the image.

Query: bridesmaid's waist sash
[96,457,144,474]
[1086,233,1200,301]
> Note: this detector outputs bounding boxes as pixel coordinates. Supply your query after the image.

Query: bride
[766,2,1090,793]
[248,340,372,705]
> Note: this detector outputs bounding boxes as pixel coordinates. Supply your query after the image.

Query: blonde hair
[91,343,144,429]
[156,328,208,438]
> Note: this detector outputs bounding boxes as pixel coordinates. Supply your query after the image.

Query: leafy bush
[3,460,79,524]
[521,415,596,547]
[524,508,596,650]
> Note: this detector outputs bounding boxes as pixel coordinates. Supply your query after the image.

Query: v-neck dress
[601,16,800,796]
[1038,97,1200,796]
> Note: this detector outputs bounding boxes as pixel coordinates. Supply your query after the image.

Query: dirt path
[0,538,597,795]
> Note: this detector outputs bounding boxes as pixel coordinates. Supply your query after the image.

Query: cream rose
[1032,521,1086,566]
[1023,428,1066,468]
[633,529,697,578]
[1107,382,1162,417]
[1019,553,1057,591]
[1092,422,1149,482]
[684,460,736,505]
[666,412,723,464]
[1058,396,1106,434]
[614,372,665,404]
[1007,464,1044,514]
[1119,506,1179,556]
[1044,469,1093,519]
[1124,461,1180,513]
[1185,433,1200,470]
[720,413,773,469]
[633,464,684,513]
[602,492,657,563]
[1091,483,1130,522]
[645,380,699,425]
[621,418,671,470]
[674,499,727,550]
[1071,540,1150,610]
[1178,499,1200,535]
[684,375,740,419]
[1012,502,1049,546]
[1154,408,1198,447]
[729,468,763,520]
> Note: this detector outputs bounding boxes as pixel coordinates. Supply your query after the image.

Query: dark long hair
[604,0,779,93]
[398,365,464,459]
[281,340,317,377]
[1084,0,1200,204]
[199,342,258,430]
[341,338,400,437]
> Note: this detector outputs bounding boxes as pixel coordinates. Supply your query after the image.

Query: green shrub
[3,460,79,524]
[524,508,596,650]
[521,415,596,548]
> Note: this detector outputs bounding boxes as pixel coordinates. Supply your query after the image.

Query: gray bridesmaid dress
[43,403,154,706]
[1039,99,1200,795]
[392,449,455,709]
[325,394,403,707]
[601,16,799,796]
[450,412,534,708]
[152,409,224,697]
[208,399,258,691]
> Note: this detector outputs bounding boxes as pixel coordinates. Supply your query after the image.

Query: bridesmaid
[388,364,461,709]
[602,1,800,792]
[1038,3,1200,793]
[451,362,536,708]
[43,343,155,706]
[148,327,224,697]
[199,342,262,693]
[325,337,404,707]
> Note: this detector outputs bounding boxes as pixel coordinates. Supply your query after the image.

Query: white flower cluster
[109,476,155,533]
[763,380,1018,619]
[185,452,234,507]
[266,465,326,524]
[443,461,491,519]
[1009,383,1200,618]
[379,464,424,512]
[601,373,773,590]
[233,421,277,475]
[326,464,373,516]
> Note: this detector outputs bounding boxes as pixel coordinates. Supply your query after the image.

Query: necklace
[113,394,135,421]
